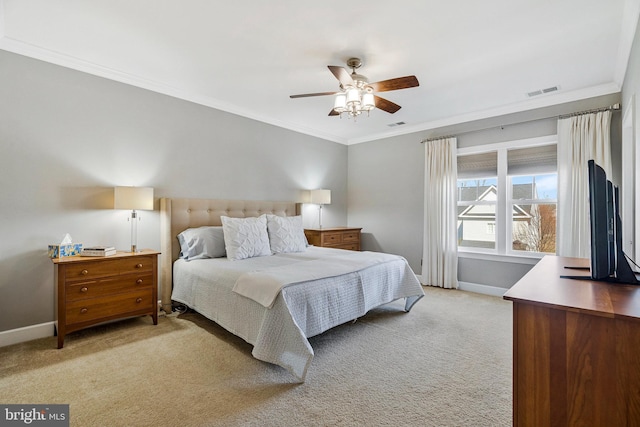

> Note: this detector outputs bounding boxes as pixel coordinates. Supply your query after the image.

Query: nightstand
[52,250,160,348]
[304,227,362,251]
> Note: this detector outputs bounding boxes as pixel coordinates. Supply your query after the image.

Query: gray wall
[0,50,347,332]
[348,93,622,289]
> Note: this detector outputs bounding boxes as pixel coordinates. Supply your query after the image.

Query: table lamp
[310,189,331,229]
[114,186,154,252]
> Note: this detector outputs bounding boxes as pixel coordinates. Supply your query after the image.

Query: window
[457,151,498,250]
[457,137,557,257]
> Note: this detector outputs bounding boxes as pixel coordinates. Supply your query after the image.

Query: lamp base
[130,210,139,254]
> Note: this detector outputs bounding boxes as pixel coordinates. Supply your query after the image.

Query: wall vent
[387,121,406,127]
[527,86,559,97]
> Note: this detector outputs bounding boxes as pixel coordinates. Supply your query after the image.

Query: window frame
[457,135,557,262]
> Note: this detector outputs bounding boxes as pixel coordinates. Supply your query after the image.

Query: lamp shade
[362,92,375,111]
[333,93,347,113]
[310,189,331,205]
[345,87,360,106]
[114,187,154,210]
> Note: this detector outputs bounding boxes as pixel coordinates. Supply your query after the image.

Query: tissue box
[48,243,83,258]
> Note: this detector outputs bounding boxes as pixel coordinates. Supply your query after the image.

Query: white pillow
[177,226,226,260]
[266,215,307,254]
[221,215,271,261]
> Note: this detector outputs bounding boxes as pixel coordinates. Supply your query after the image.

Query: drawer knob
[135,263,143,269]
[81,269,88,275]
[136,297,143,303]
[80,308,88,314]
[136,279,143,284]
[80,287,88,293]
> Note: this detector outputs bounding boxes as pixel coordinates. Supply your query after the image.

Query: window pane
[512,203,557,253]
[457,178,497,250]
[511,174,557,200]
[458,203,497,249]
[457,178,498,202]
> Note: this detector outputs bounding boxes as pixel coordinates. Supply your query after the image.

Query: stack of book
[81,246,117,257]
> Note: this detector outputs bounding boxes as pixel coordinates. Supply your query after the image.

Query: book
[81,246,117,257]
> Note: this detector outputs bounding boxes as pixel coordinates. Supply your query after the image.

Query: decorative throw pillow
[221,215,271,260]
[266,215,307,254]
[177,226,226,260]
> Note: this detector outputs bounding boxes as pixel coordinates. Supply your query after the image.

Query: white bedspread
[171,246,424,381]
[233,250,405,308]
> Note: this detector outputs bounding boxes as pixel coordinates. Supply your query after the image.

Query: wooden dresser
[304,227,362,251]
[52,250,159,348]
[503,255,640,426]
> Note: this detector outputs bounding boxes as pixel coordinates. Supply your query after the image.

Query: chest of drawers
[52,250,159,348]
[304,227,362,251]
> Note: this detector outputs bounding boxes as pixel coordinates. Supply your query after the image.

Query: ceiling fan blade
[328,109,340,116]
[290,91,337,99]
[374,96,401,114]
[369,76,419,92]
[328,65,354,87]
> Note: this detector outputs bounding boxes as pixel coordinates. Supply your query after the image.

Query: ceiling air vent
[527,86,559,97]
[387,121,406,127]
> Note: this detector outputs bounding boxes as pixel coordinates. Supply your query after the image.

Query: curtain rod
[557,103,620,120]
[421,103,621,144]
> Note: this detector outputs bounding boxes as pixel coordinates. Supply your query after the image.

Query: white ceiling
[1,0,639,145]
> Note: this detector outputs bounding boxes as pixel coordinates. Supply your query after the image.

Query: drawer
[63,256,155,281]
[342,232,360,243]
[66,291,154,325]
[338,243,359,251]
[321,233,343,245]
[66,274,153,302]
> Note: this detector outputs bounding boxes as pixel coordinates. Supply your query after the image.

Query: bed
[160,198,424,381]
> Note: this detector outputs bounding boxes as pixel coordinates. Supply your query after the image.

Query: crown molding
[0,28,624,147]
[0,36,349,145]
[346,82,621,145]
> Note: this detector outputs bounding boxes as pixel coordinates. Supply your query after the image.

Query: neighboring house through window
[456,136,557,257]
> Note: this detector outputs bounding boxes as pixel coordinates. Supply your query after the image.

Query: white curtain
[422,137,458,289]
[557,111,612,258]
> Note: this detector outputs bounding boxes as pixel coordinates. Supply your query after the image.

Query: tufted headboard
[159,198,299,313]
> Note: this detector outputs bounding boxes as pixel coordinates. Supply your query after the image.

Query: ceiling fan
[290,57,419,118]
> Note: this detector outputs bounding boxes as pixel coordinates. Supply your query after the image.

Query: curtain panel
[557,110,612,258]
[422,137,458,289]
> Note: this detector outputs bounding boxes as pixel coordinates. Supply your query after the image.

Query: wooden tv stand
[503,255,640,426]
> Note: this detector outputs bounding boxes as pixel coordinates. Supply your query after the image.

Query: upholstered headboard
[159,198,299,313]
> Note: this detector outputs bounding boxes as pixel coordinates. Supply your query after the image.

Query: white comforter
[171,246,424,381]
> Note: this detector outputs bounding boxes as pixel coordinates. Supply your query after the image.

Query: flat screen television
[562,160,638,284]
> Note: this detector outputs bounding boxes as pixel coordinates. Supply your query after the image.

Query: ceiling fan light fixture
[291,57,419,120]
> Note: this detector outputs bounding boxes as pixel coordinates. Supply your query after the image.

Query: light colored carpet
[0,287,512,426]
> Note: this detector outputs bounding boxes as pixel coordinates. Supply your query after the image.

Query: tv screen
[588,160,613,280]
[562,160,638,284]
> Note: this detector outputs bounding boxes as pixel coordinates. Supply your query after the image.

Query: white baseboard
[457,281,508,297]
[417,275,508,297]
[0,322,55,348]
